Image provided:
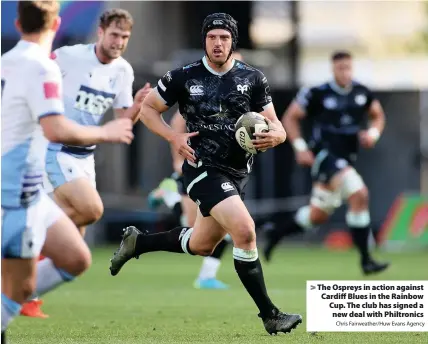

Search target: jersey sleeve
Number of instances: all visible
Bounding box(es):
[294,86,319,115]
[364,87,376,110]
[27,61,64,121]
[113,66,134,109]
[251,71,273,112]
[155,69,182,107]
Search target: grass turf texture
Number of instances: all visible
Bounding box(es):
[9,246,428,344]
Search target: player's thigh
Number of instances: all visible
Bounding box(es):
[182,161,246,220]
[1,193,59,299]
[1,193,55,260]
[189,208,227,256]
[181,195,197,227]
[41,213,91,275]
[54,178,103,217]
[46,151,103,217]
[210,195,255,246]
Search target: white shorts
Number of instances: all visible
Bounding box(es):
[44,150,96,193]
[1,192,63,258]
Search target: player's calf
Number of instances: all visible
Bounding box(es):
[210,196,302,329]
[340,170,389,274]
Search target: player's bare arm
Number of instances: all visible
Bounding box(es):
[115,82,152,123]
[359,99,386,149]
[140,90,198,163]
[169,110,187,173]
[40,115,134,145]
[252,104,287,150]
[283,100,315,166]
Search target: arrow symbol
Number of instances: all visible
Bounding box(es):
[310,285,315,290]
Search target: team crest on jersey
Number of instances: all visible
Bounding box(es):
[74,85,115,116]
[237,84,249,94]
[323,97,337,109]
[355,94,367,106]
[164,71,172,82]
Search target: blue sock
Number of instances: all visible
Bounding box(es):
[2,293,22,331]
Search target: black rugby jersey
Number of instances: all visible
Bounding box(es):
[156,56,272,177]
[295,81,375,163]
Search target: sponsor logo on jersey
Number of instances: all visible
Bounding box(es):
[199,123,235,132]
[340,113,353,125]
[183,61,201,70]
[221,182,234,192]
[74,85,115,116]
[189,85,204,96]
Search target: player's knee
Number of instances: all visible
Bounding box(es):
[194,245,215,257]
[233,219,256,246]
[309,187,339,221]
[60,245,92,276]
[309,207,330,226]
[190,239,217,256]
[348,187,369,211]
[80,200,104,225]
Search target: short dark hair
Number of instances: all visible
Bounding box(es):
[331,50,352,61]
[18,1,60,34]
[99,8,133,31]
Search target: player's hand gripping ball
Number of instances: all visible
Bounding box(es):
[235,112,269,154]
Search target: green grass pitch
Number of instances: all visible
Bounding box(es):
[8,246,428,343]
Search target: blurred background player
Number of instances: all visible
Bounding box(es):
[110,13,303,335]
[148,51,245,290]
[21,7,151,317]
[1,1,134,341]
[264,51,389,275]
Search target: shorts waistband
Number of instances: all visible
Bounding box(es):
[61,145,95,156]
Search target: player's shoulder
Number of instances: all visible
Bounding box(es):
[312,82,331,93]
[26,53,60,77]
[235,60,266,79]
[160,59,203,84]
[351,80,372,93]
[296,82,326,99]
[53,43,93,58]
[181,59,203,72]
[114,56,134,76]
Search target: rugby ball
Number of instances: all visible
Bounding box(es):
[235,112,269,154]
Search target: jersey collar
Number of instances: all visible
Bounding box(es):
[202,56,236,76]
[329,80,353,95]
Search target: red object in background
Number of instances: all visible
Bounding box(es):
[324,230,353,250]
[410,205,428,238]
[39,255,46,261]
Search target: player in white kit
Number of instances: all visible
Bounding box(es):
[1,2,134,341]
[22,8,150,317]
[44,8,150,237]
